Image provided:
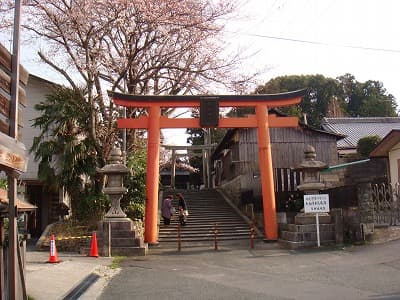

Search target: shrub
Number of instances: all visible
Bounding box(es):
[357,135,381,157]
[121,145,147,220]
[75,190,110,227]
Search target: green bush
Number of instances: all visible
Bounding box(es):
[121,145,147,220]
[0,178,7,189]
[123,202,145,220]
[75,190,110,226]
[357,135,381,157]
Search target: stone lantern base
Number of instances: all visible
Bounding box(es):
[279,213,335,249]
[96,218,148,256]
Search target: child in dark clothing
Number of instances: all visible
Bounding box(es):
[176,193,188,225]
[176,193,187,210]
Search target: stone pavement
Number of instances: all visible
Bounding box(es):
[100,239,400,300]
[26,250,117,300]
[25,230,400,300]
[24,239,282,299]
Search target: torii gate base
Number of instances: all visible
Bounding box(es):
[111,90,306,244]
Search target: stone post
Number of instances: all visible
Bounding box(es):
[357,182,375,240]
[331,208,344,245]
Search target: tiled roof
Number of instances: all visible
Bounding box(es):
[321,117,400,149]
[0,188,37,212]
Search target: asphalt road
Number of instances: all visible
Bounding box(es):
[99,240,400,300]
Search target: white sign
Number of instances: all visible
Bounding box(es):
[304,194,330,213]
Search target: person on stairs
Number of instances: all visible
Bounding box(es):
[162,194,174,225]
[176,193,188,225]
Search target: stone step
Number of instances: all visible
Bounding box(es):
[110,246,148,256]
[159,233,251,242]
[160,224,250,230]
[171,219,245,223]
[98,220,136,231]
[172,208,232,212]
[181,208,237,212]
[172,213,243,218]
[169,212,243,217]
[159,189,255,244]
[160,225,250,231]
[97,230,138,238]
[160,228,251,235]
[97,219,147,256]
[294,214,332,225]
[279,223,335,233]
[97,237,144,247]
[280,230,335,242]
[172,219,245,225]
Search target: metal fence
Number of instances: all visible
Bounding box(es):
[372,183,400,226]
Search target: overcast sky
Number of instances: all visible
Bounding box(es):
[7,0,399,100]
[2,0,399,145]
[228,0,400,100]
[167,0,400,145]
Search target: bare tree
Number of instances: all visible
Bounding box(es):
[2,0,247,154]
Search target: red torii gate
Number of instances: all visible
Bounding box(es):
[110,90,306,244]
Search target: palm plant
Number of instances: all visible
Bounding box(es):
[30,87,98,215]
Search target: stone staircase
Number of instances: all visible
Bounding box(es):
[158,189,257,245]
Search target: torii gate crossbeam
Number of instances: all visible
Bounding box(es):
[110,90,306,244]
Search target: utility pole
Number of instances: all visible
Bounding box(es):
[9,1,22,299]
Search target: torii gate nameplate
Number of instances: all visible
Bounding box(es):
[110,90,306,244]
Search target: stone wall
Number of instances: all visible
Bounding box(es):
[219,174,380,244]
[323,182,375,244]
[220,175,265,230]
[220,176,242,206]
[343,158,387,185]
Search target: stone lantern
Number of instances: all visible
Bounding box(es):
[280,145,334,249]
[295,145,327,194]
[96,145,147,256]
[97,146,130,219]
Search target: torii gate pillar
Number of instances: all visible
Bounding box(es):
[256,104,277,240]
[145,105,161,243]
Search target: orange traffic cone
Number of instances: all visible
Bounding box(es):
[48,234,60,263]
[89,232,99,257]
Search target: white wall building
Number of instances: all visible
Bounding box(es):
[21,74,69,235]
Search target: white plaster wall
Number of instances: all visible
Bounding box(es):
[20,75,55,180]
[388,141,400,188]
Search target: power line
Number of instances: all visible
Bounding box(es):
[236,32,400,54]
